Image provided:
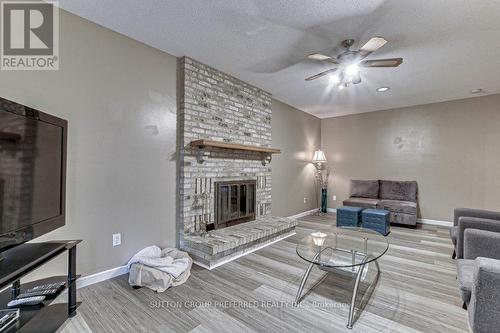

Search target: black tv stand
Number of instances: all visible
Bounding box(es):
[0,240,81,332]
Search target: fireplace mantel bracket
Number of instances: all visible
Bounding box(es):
[262,154,272,166]
[195,147,208,164]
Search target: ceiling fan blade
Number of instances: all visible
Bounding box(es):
[307,53,339,64]
[359,37,387,56]
[360,58,403,67]
[305,68,337,81]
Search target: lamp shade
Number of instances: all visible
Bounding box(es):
[311,231,327,246]
[312,150,327,164]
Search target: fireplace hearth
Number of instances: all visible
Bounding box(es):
[214,180,256,229]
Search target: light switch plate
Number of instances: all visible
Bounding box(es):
[112,233,121,247]
[333,195,337,201]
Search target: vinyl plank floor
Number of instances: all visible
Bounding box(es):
[57,214,468,333]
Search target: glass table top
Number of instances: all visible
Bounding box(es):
[296,227,389,268]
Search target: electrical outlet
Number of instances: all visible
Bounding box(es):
[112,233,121,247]
[303,197,308,204]
[333,195,337,201]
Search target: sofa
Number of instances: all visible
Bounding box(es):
[343,180,418,227]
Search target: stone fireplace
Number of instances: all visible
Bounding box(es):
[177,57,297,269]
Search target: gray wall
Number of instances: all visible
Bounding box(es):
[0,10,178,278]
[272,99,321,216]
[321,94,500,221]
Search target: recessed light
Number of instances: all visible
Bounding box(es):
[376,87,390,92]
[470,88,483,94]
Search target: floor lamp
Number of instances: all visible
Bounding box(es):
[312,150,330,215]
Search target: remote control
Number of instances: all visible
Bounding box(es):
[26,282,65,293]
[16,289,59,299]
[7,296,45,307]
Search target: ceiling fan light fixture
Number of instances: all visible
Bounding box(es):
[376,86,390,92]
[351,72,361,84]
[345,64,359,76]
[329,74,340,85]
[304,36,402,85]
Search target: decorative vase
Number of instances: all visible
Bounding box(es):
[321,187,328,213]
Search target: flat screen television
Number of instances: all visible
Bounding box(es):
[0,97,67,253]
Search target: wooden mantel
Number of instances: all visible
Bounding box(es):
[190,139,281,165]
[190,139,281,154]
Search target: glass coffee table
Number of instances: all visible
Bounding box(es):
[295,227,389,329]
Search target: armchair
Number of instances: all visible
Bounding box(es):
[451,208,500,259]
[455,229,500,333]
[468,257,500,333]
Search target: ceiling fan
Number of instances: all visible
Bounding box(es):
[305,37,403,88]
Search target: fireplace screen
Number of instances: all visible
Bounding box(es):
[214,180,256,229]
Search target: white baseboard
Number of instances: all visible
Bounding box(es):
[287,209,318,219]
[193,231,296,270]
[76,265,129,289]
[417,218,453,227]
[288,208,337,219]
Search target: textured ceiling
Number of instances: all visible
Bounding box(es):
[58,0,500,118]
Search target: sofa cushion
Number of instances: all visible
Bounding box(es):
[456,259,475,304]
[390,213,417,226]
[379,180,418,202]
[377,200,417,215]
[343,197,380,209]
[350,180,379,199]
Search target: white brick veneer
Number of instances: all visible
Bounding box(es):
[177,57,295,266]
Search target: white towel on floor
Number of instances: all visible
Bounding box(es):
[127,246,190,279]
